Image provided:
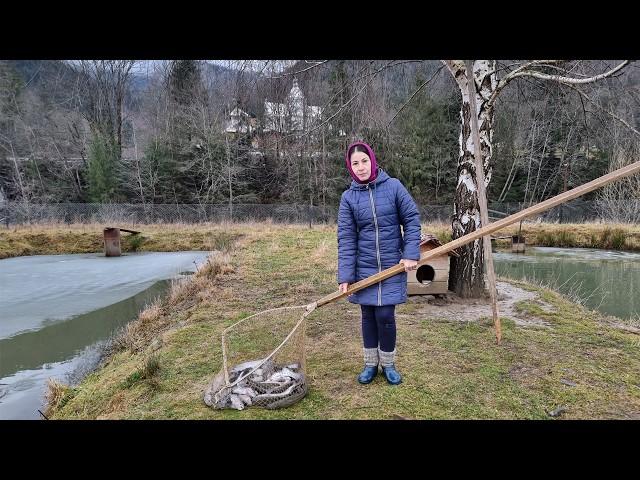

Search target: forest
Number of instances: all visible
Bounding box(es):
[2,59,638,219]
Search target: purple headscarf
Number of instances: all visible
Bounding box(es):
[345,141,378,184]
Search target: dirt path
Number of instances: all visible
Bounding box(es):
[402,281,556,328]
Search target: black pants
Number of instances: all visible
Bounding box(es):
[361,305,396,352]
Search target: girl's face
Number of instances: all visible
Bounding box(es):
[350,151,372,182]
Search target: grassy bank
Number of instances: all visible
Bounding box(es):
[0,223,241,259]
[491,222,640,251]
[44,223,640,419]
[2,221,640,261]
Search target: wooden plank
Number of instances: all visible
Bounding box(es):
[313,159,640,309]
[466,60,501,344]
[105,227,141,235]
[409,269,449,283]
[408,281,449,295]
[418,256,450,270]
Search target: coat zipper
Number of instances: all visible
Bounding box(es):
[367,183,382,306]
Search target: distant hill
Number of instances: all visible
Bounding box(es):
[5,60,84,109]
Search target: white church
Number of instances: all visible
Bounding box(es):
[224,78,323,137]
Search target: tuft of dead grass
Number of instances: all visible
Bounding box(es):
[44,379,73,417]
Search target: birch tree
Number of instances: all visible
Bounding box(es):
[444,60,630,297]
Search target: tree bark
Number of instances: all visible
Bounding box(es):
[445,60,497,298]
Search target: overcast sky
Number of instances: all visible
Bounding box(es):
[128,60,297,76]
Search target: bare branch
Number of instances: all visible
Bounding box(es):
[507,60,630,85]
[267,60,329,79]
[488,60,631,107]
[258,60,426,149]
[566,83,640,139]
[386,64,445,129]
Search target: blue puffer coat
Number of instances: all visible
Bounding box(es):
[337,169,421,306]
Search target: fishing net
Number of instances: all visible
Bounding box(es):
[203,305,311,410]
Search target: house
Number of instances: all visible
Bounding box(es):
[263,78,322,134]
[222,77,325,153]
[407,233,458,296]
[224,107,256,135]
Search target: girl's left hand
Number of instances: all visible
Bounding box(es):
[400,259,418,272]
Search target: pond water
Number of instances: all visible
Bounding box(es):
[494,247,640,320]
[0,251,210,419]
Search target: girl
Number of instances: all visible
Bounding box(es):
[337,141,421,385]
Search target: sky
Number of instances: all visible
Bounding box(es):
[129,60,298,76]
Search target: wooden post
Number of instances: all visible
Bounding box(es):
[466,60,501,344]
[103,227,121,257]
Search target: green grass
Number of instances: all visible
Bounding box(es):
[536,229,579,248]
[125,233,145,252]
[599,227,627,250]
[46,224,640,420]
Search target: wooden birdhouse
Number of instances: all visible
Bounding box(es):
[407,233,458,296]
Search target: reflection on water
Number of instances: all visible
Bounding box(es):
[0,280,168,379]
[0,251,209,419]
[494,247,640,320]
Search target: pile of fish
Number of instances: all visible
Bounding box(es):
[203,358,307,410]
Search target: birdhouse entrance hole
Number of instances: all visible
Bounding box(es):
[416,265,435,284]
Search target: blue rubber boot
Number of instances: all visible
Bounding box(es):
[379,349,402,385]
[357,365,378,384]
[358,348,379,384]
[381,365,402,385]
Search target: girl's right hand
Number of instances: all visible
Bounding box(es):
[339,283,349,294]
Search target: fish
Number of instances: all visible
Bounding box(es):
[279,368,302,381]
[231,359,266,373]
[260,360,276,378]
[268,368,301,383]
[204,371,228,407]
[228,394,245,410]
[206,359,307,411]
[245,380,284,395]
[254,383,297,401]
[232,386,258,397]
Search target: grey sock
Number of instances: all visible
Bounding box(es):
[363,347,378,367]
[378,348,396,367]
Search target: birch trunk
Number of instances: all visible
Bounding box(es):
[445,60,497,298]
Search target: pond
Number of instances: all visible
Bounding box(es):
[0,251,210,419]
[494,247,640,320]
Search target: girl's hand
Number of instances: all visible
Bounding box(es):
[400,259,418,272]
[339,283,350,294]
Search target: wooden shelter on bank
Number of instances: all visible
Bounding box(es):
[407,233,458,296]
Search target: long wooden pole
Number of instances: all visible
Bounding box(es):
[466,59,501,344]
[309,159,640,311]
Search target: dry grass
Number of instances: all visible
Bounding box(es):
[43,379,73,417]
[11,222,640,259]
[0,223,246,259]
[46,223,640,420]
[108,251,235,356]
[495,221,640,251]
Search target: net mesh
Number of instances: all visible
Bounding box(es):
[203,305,310,410]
